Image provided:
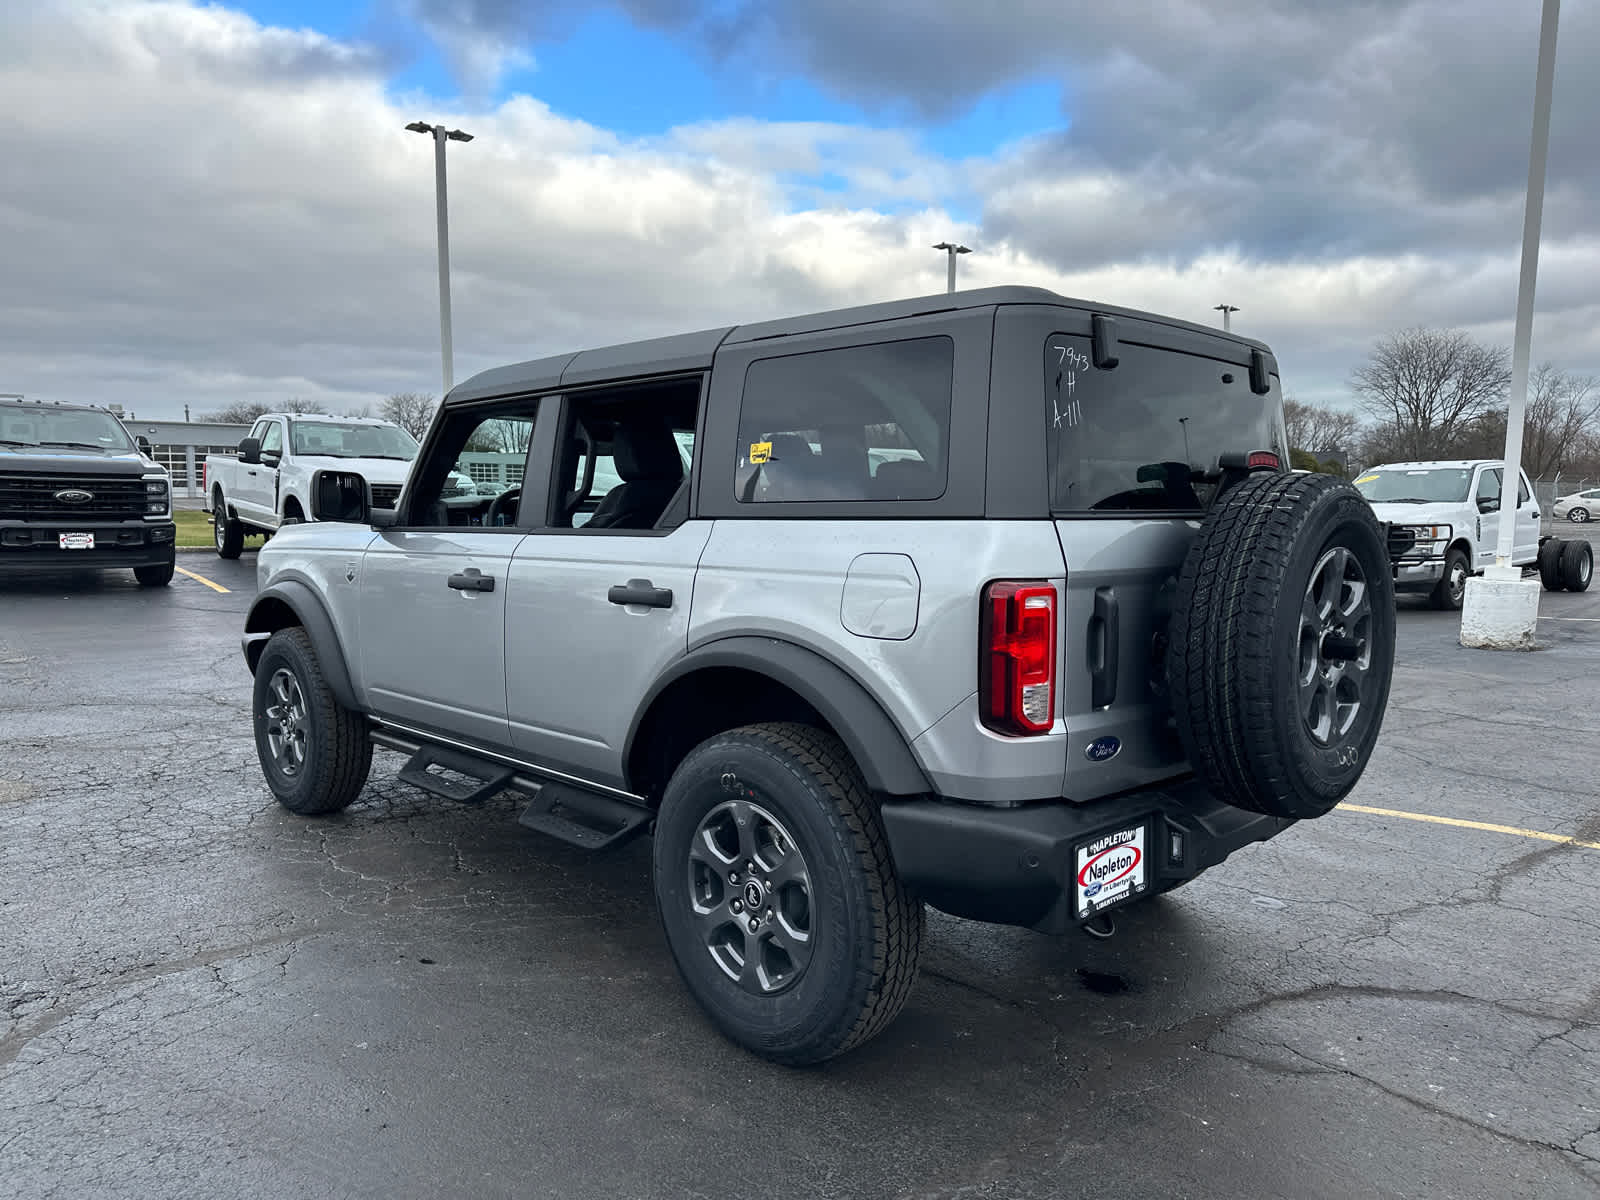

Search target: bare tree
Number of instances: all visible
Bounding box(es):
[1522,365,1599,478]
[344,402,376,419]
[463,418,533,455]
[197,400,271,424]
[1351,329,1510,461]
[1283,398,1361,460]
[381,392,439,440]
[1455,365,1600,477]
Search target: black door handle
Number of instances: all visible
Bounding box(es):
[1089,586,1119,709]
[447,568,495,593]
[608,578,673,609]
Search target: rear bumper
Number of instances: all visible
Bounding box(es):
[880,779,1291,933]
[0,521,176,571]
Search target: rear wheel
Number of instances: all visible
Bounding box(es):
[1560,539,1593,592]
[214,492,243,559]
[1569,507,1590,523]
[252,627,372,814]
[1538,539,1565,591]
[1430,547,1470,611]
[1168,472,1396,821]
[652,722,923,1065]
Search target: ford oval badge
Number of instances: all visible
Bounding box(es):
[1085,736,1122,763]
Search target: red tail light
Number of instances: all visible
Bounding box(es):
[1248,451,1280,469]
[980,581,1057,736]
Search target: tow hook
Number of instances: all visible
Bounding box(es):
[1082,912,1116,940]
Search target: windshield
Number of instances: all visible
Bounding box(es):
[0,404,134,451]
[289,421,419,460]
[1354,467,1472,504]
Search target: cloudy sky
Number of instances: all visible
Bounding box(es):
[2,0,1596,423]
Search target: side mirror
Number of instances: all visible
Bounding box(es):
[136,435,152,454]
[309,469,370,524]
[238,436,261,465]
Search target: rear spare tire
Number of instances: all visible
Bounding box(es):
[1168,472,1396,821]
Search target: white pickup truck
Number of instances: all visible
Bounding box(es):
[204,414,422,558]
[1355,458,1592,608]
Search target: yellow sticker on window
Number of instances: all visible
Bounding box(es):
[749,441,772,464]
[1355,474,1379,485]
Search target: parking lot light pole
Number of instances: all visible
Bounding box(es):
[1490,0,1560,576]
[933,242,970,294]
[406,121,474,394]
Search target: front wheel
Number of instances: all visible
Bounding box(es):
[251,627,372,814]
[652,723,924,1065]
[134,555,175,587]
[1431,547,1470,611]
[1568,508,1590,524]
[214,493,244,559]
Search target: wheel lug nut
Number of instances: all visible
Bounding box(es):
[731,900,743,913]
[747,919,758,933]
[728,871,739,883]
[745,861,755,872]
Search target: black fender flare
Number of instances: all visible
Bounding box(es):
[625,636,931,796]
[242,580,359,710]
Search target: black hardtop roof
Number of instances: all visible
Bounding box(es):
[446,285,1273,405]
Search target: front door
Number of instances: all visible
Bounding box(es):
[1513,469,1541,564]
[1473,467,1503,569]
[503,382,706,788]
[357,402,541,747]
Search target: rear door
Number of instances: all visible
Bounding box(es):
[503,379,708,787]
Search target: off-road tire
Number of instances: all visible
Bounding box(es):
[652,722,924,1066]
[1430,546,1471,611]
[252,627,372,815]
[1168,472,1395,821]
[134,554,175,587]
[213,492,244,559]
[1538,539,1565,591]
[1560,539,1593,593]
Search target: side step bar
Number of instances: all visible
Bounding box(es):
[372,727,653,853]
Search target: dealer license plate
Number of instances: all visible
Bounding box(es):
[1074,824,1148,918]
[59,532,95,550]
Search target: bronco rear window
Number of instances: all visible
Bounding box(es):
[1045,336,1285,515]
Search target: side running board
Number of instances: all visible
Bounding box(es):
[379,732,653,853]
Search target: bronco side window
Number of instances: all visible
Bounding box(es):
[733,337,953,504]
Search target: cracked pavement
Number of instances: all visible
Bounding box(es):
[2,555,1599,1199]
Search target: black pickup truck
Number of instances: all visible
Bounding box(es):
[0,397,176,585]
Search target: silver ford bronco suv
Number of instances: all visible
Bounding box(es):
[242,286,1395,1064]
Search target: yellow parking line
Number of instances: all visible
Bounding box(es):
[174,566,230,594]
[1342,803,1600,851]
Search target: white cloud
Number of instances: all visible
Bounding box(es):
[0,0,1596,428]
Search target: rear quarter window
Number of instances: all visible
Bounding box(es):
[1045,335,1284,515]
[733,337,953,503]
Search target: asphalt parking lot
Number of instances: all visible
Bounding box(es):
[3,549,1599,1200]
